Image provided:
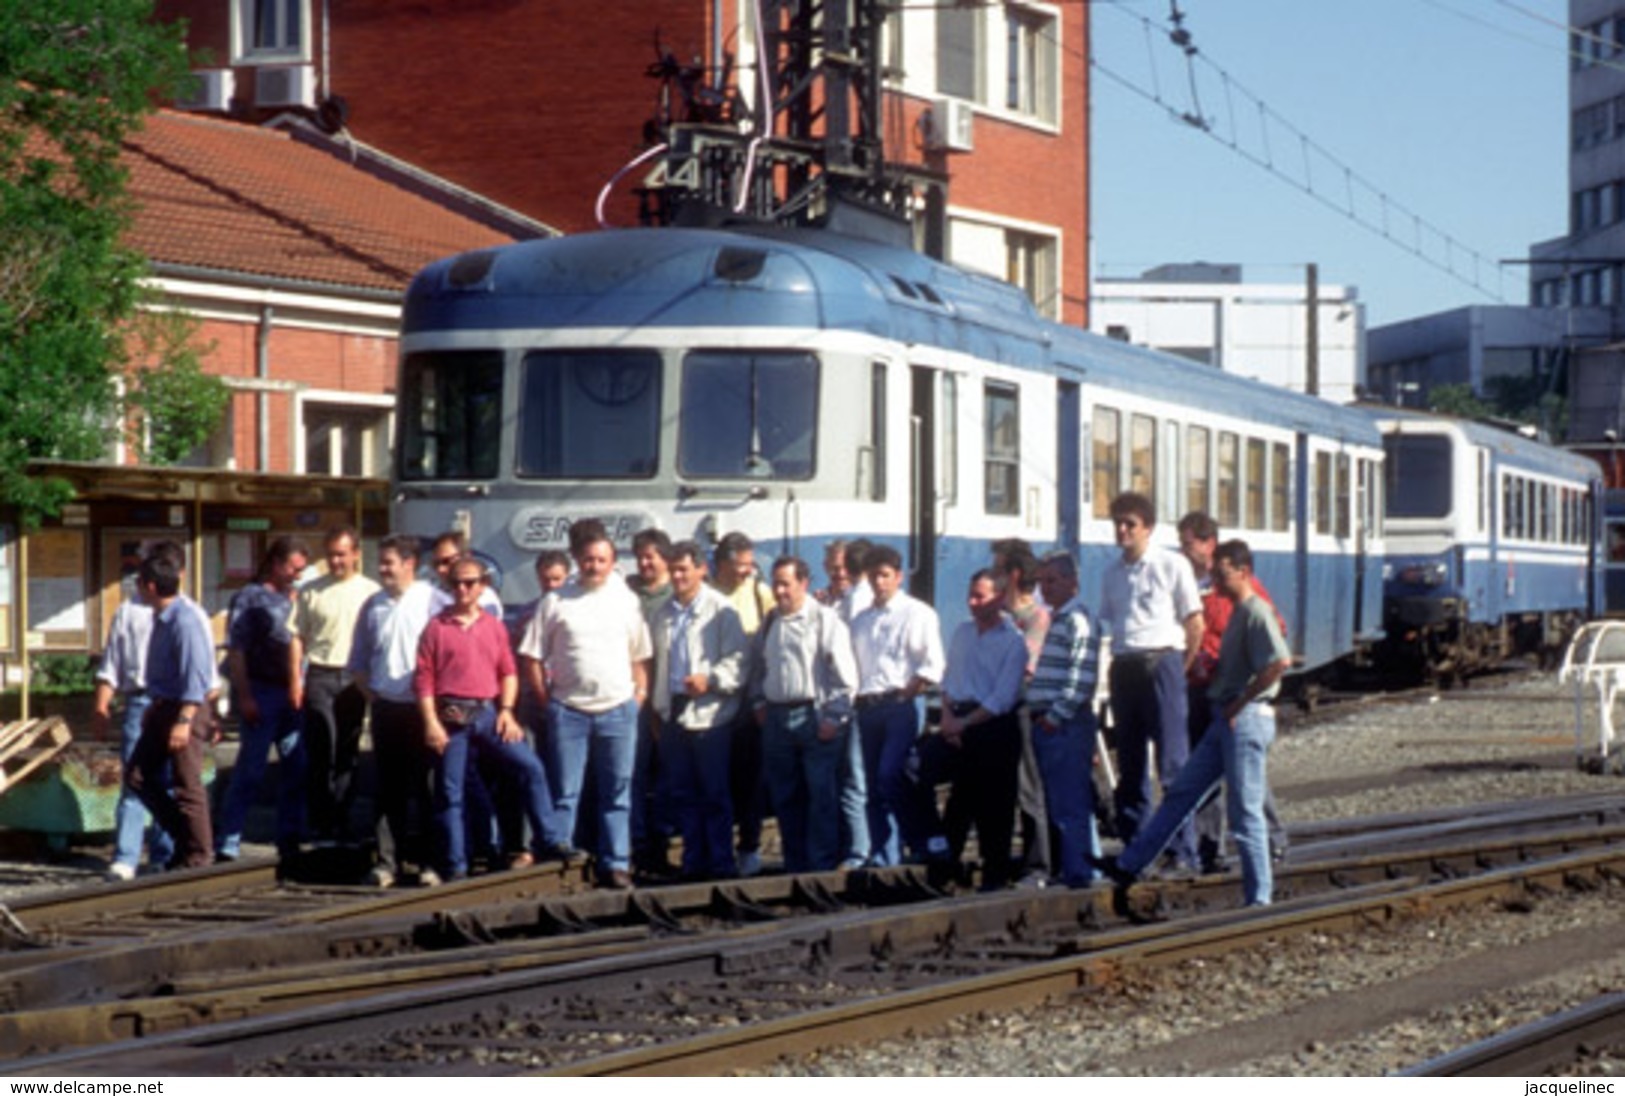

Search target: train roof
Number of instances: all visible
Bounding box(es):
[1372,407,1602,483]
[404,226,1380,442]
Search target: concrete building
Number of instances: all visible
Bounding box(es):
[1367,305,1610,421]
[1089,263,1364,403]
[1526,0,1625,443]
[151,1,1091,325]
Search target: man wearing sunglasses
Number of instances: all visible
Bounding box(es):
[416,557,555,882]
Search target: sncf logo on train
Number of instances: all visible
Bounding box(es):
[506,510,657,551]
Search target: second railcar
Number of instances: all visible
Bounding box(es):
[1377,411,1603,676]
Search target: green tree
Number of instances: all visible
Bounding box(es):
[0,0,198,523]
[1426,383,1492,421]
[127,311,229,466]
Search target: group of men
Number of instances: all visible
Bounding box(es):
[97,493,1290,904]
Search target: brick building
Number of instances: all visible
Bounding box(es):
[152,0,1090,325]
[0,109,544,663]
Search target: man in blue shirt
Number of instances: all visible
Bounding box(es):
[218,535,310,862]
[930,569,1028,890]
[126,547,217,869]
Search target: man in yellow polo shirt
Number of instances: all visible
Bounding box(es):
[288,526,380,847]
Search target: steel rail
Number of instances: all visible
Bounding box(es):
[4,818,1625,1058]
[6,841,1623,1076]
[550,845,1625,1077]
[1400,991,1625,1076]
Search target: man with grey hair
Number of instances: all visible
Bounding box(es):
[1026,550,1103,888]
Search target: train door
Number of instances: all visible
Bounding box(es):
[1056,380,1081,555]
[909,365,938,604]
[1353,456,1370,636]
[1292,432,1311,658]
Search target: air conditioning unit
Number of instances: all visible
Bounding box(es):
[925,97,975,153]
[255,64,316,109]
[176,69,234,113]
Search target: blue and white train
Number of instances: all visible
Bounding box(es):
[392,226,1387,674]
[1376,410,1604,678]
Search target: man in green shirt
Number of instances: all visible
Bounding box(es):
[1098,539,1290,906]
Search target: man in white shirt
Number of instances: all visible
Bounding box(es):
[1098,492,1204,870]
[348,534,440,886]
[849,544,947,866]
[519,526,652,889]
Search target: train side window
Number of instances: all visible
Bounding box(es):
[519,349,662,479]
[1130,413,1156,508]
[1478,451,1489,532]
[1187,426,1211,517]
[1093,407,1121,519]
[984,382,1020,516]
[942,372,960,505]
[870,363,888,501]
[1335,454,1351,538]
[1217,431,1239,527]
[1161,422,1182,526]
[1272,443,1291,532]
[1245,438,1266,529]
[1315,452,1332,534]
[678,350,817,479]
[399,350,504,481]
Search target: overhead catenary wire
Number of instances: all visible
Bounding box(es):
[1091,1,1517,304]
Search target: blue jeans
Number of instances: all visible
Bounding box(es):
[432,705,561,878]
[113,693,173,870]
[1119,701,1277,905]
[840,720,869,863]
[762,704,845,872]
[1109,649,1195,867]
[546,698,638,873]
[1031,708,1101,888]
[216,681,305,859]
[857,698,940,866]
[661,717,734,878]
[632,701,674,854]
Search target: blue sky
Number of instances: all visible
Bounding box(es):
[1089,0,1569,327]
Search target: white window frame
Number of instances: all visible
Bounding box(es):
[295,390,395,478]
[232,0,312,64]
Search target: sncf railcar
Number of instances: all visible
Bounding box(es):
[1377,411,1604,678]
[393,227,1385,671]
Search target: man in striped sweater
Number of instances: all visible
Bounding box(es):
[1025,550,1103,889]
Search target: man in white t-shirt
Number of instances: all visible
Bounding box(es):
[519,526,652,889]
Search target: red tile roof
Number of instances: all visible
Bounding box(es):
[123,111,524,294]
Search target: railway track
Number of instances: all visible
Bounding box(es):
[3,793,1623,1075]
[1402,991,1625,1076]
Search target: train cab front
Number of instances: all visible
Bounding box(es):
[1382,552,1467,655]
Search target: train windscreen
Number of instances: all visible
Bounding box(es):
[517,350,661,479]
[1383,434,1452,518]
[678,350,817,479]
[399,351,503,481]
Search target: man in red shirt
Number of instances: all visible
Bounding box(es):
[1177,512,1290,872]
[416,556,556,881]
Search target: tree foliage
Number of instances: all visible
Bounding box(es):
[1427,380,1568,442]
[0,0,196,523]
[127,311,229,466]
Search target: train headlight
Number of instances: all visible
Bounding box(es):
[1398,561,1449,587]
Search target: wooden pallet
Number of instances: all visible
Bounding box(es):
[0,717,72,796]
